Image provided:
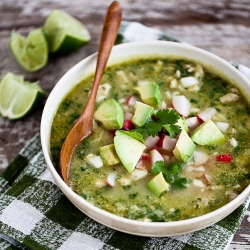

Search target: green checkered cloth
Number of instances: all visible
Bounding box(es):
[1,21,250,250]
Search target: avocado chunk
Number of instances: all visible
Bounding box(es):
[191,120,225,145]
[94,99,124,129]
[147,172,170,196]
[134,82,161,107]
[132,101,154,127]
[114,130,146,173]
[173,130,196,162]
[175,117,188,132]
[99,144,120,166]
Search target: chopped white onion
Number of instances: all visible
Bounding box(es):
[85,154,103,168]
[215,122,229,133]
[180,76,199,88]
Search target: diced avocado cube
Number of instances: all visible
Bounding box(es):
[99,144,120,166]
[114,130,146,173]
[173,130,196,162]
[191,120,225,145]
[134,82,161,107]
[147,172,170,196]
[132,101,154,127]
[94,99,124,129]
[175,117,188,132]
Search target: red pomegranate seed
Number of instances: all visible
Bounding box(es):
[216,154,232,162]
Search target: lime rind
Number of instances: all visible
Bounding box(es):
[10,28,49,72]
[0,72,46,119]
[44,10,91,53]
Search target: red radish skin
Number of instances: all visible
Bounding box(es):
[136,157,152,171]
[126,95,139,106]
[141,153,150,159]
[216,154,232,162]
[123,119,134,130]
[197,108,217,122]
[145,136,160,149]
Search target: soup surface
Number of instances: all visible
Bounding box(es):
[50,58,250,222]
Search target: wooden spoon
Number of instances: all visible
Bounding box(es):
[60,1,122,185]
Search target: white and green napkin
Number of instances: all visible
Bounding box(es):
[0,21,250,250]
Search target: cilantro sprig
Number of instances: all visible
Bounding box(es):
[152,161,189,189]
[118,108,181,144]
[144,109,181,137]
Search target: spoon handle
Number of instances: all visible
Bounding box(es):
[88,1,122,110]
[60,1,122,184]
[79,1,122,125]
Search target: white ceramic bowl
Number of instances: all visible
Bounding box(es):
[41,41,250,237]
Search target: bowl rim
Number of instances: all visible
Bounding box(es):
[41,40,250,236]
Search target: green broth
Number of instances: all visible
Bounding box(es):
[50,58,250,222]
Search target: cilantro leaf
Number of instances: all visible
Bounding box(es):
[163,124,182,138]
[151,161,165,175]
[144,119,163,137]
[143,109,181,137]
[118,130,145,143]
[155,109,180,125]
[151,161,188,190]
[172,177,189,189]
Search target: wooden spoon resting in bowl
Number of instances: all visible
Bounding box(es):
[60,1,122,185]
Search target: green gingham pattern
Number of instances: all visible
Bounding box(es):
[1,21,250,250]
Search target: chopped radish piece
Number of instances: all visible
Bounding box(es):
[123,119,134,130]
[136,158,152,171]
[193,151,209,166]
[131,169,148,181]
[85,154,103,168]
[172,95,191,117]
[150,149,164,165]
[180,76,199,88]
[145,136,160,149]
[230,138,238,147]
[197,108,217,122]
[157,135,177,151]
[215,122,229,133]
[216,154,232,162]
[126,95,139,106]
[107,173,116,187]
[136,154,151,171]
[141,153,150,159]
[124,112,133,120]
[185,116,201,130]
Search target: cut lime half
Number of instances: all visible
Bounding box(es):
[44,10,91,53]
[10,28,49,72]
[0,73,46,120]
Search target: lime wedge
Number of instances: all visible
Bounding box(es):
[44,10,91,53]
[10,28,48,72]
[0,72,46,119]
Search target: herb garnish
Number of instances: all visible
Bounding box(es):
[151,161,189,189]
[121,108,181,142]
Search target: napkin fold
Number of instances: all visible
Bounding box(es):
[1,21,250,250]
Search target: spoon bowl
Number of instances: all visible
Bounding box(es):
[59,1,122,185]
